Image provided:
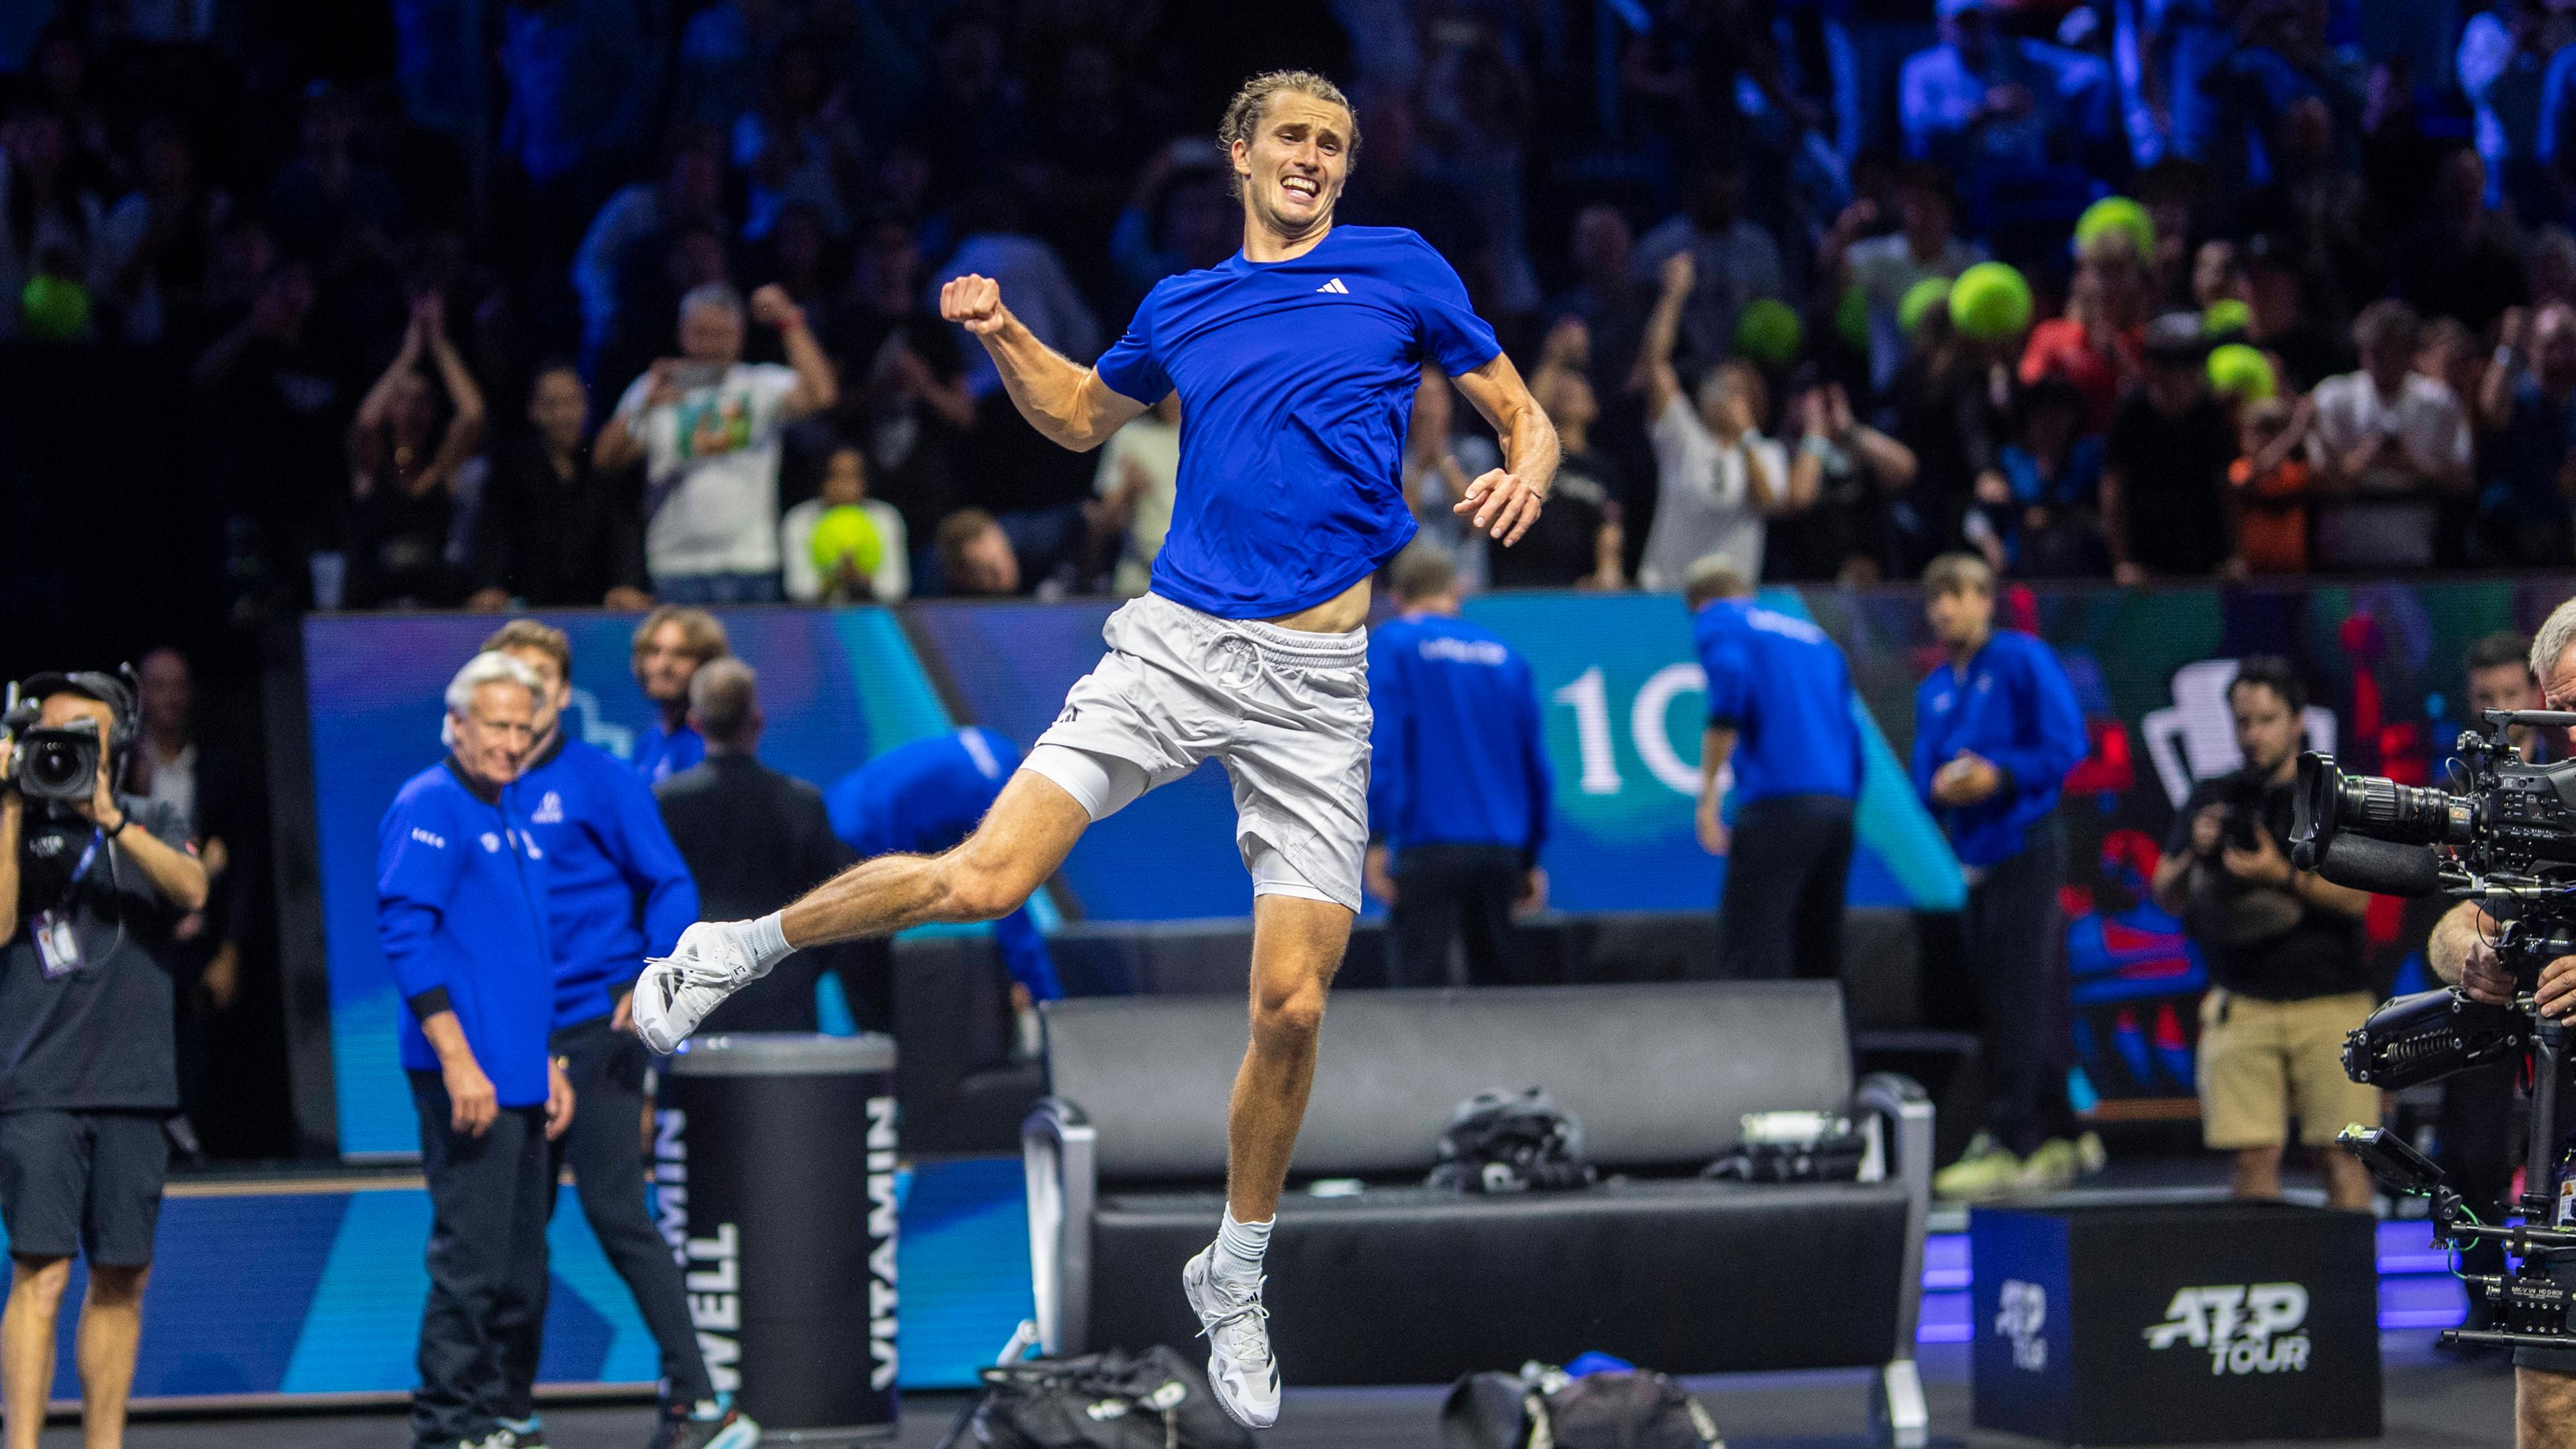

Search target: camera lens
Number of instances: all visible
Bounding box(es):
[2337,773,2469,846]
[24,739,83,794]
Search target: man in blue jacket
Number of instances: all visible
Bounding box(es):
[1364,545,1552,987]
[1910,553,2096,1199]
[824,727,1064,1030]
[1686,559,1864,982]
[630,606,731,784]
[376,652,572,1449]
[481,623,755,1449]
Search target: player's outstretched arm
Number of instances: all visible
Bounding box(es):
[1452,350,1561,547]
[941,273,1146,452]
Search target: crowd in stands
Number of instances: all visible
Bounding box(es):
[11,0,2576,620]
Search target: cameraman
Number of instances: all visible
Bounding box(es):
[0,672,207,1449]
[2432,603,2576,1448]
[2148,658,2376,1211]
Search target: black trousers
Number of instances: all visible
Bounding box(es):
[1963,819,2080,1156]
[411,1075,551,1449]
[494,1016,716,1413]
[1387,844,1529,988]
[1714,794,1856,982]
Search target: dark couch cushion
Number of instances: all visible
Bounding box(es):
[1042,981,1854,1183]
[1087,1179,1910,1383]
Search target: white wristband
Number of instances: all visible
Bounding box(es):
[748,911,793,971]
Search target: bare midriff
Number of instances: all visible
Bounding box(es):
[1263,576,1372,634]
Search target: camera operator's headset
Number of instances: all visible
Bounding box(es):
[12,667,142,794]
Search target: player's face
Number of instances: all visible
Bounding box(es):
[1926,584,1992,648]
[501,646,569,739]
[637,623,701,705]
[1234,93,1350,239]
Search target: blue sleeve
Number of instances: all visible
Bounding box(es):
[604,765,700,960]
[1403,235,1503,378]
[1988,643,2088,801]
[2546,50,2576,167]
[1517,657,1553,863]
[376,794,464,1004]
[1701,638,1750,726]
[1910,680,1941,807]
[1365,637,1411,846]
[991,906,1063,1001]
[1094,287,1172,405]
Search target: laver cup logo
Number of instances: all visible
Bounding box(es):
[1996,1279,2049,1371]
[2143,1283,2311,1376]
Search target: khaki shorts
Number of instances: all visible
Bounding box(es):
[2196,989,2383,1150]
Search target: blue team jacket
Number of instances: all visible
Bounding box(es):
[824,727,1061,1000]
[633,719,705,785]
[518,732,700,1028]
[1911,629,2088,869]
[1366,612,1554,862]
[1694,598,1863,805]
[376,760,555,1107]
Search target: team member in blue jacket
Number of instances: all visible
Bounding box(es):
[824,726,1063,1028]
[481,623,755,1449]
[1909,553,2095,1200]
[1686,558,1864,982]
[376,652,572,1449]
[1363,545,1552,987]
[630,606,730,784]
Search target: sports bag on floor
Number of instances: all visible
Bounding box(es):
[1426,1087,1597,1193]
[1441,1362,1727,1449]
[937,1345,1255,1449]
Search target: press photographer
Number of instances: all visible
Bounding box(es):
[0,670,208,1449]
[2422,600,2576,1449]
[2148,658,2376,1211]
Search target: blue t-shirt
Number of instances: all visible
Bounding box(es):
[1910,629,2088,869]
[1094,225,1503,619]
[1695,598,1863,806]
[1366,613,1553,860]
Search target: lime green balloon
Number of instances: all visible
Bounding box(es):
[809,504,883,582]
[1834,283,1871,352]
[1733,297,1803,368]
[2206,343,2277,402]
[2201,298,2251,337]
[2074,195,2155,262]
[19,275,89,341]
[1948,262,2033,343]
[1898,276,1951,337]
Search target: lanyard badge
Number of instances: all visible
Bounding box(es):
[31,830,102,981]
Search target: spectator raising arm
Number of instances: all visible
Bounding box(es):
[750,283,837,419]
[1640,249,1695,420]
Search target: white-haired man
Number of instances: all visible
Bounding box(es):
[594,280,839,603]
[2428,599,2576,1449]
[634,68,1558,1428]
[376,652,574,1449]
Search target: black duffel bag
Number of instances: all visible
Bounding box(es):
[1441,1362,1727,1449]
[938,1345,1254,1449]
[1426,1087,1597,1193]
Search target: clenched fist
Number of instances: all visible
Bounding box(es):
[748,282,804,331]
[941,274,1009,335]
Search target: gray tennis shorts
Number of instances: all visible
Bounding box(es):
[1025,592,1371,912]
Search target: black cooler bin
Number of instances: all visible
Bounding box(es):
[665,1032,900,1438]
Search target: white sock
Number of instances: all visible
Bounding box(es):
[745,911,792,973]
[1212,1208,1271,1288]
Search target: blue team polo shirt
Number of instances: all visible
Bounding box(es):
[1094,225,1503,620]
[1366,613,1554,860]
[1694,598,1863,806]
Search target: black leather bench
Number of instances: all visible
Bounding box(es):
[1024,981,1933,1445]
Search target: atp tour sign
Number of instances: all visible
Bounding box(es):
[1972,1201,2376,1444]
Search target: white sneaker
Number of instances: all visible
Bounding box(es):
[633,920,783,1053]
[1183,1246,1281,1429]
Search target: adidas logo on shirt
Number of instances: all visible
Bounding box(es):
[1316,277,1350,294]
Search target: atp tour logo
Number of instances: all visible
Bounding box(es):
[1996,1279,2048,1371]
[2144,1283,2312,1376]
